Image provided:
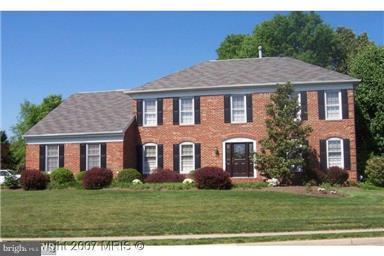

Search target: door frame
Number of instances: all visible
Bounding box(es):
[222,138,257,178]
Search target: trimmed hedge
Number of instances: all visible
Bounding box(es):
[194,166,232,190]
[145,169,185,183]
[365,156,384,187]
[50,168,74,185]
[82,167,113,189]
[20,170,49,190]
[117,168,142,183]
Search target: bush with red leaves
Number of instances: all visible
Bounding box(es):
[20,169,49,190]
[82,167,113,189]
[326,166,349,185]
[194,166,232,190]
[145,168,185,183]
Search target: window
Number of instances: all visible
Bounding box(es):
[143,144,157,174]
[46,145,59,172]
[231,95,246,123]
[327,138,344,168]
[143,99,157,126]
[325,91,342,120]
[180,143,195,173]
[87,144,101,169]
[179,97,194,125]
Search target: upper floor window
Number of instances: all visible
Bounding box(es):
[143,144,157,174]
[327,138,344,168]
[87,144,101,169]
[46,145,59,172]
[231,95,246,123]
[143,99,157,126]
[180,142,195,173]
[325,90,342,120]
[180,97,194,125]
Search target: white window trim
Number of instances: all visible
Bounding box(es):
[296,92,302,121]
[222,138,257,178]
[45,144,59,172]
[142,143,158,174]
[143,99,158,127]
[179,142,195,174]
[325,90,342,120]
[326,138,344,169]
[86,143,101,170]
[179,97,195,125]
[230,95,247,124]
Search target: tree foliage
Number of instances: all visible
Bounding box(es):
[335,27,373,73]
[11,95,62,170]
[255,83,313,183]
[217,12,342,69]
[216,34,247,60]
[350,45,384,156]
[1,130,15,169]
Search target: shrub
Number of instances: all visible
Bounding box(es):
[20,170,49,190]
[365,156,384,187]
[4,176,20,189]
[145,168,185,183]
[326,166,349,185]
[82,167,113,189]
[117,168,142,183]
[76,171,86,182]
[194,166,232,190]
[359,181,382,190]
[50,168,74,185]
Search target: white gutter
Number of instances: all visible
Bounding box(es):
[125,79,361,94]
[23,130,124,138]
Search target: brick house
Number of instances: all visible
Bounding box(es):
[24,57,360,180]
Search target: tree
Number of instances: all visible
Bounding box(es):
[11,95,62,170]
[1,130,15,169]
[255,83,313,183]
[335,27,373,73]
[349,45,384,172]
[216,34,247,60]
[216,12,343,69]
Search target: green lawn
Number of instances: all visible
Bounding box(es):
[1,187,384,238]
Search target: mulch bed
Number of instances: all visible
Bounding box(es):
[261,186,343,197]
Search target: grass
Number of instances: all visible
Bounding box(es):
[1,187,384,238]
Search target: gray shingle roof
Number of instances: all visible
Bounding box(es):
[130,57,359,92]
[24,91,134,136]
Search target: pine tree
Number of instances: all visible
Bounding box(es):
[255,83,313,183]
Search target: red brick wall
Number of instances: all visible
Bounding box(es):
[25,141,125,174]
[25,144,39,170]
[136,89,357,180]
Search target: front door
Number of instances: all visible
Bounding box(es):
[225,142,254,177]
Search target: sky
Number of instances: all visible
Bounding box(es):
[1,11,384,136]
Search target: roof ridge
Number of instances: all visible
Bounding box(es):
[75,89,126,95]
[209,57,289,62]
